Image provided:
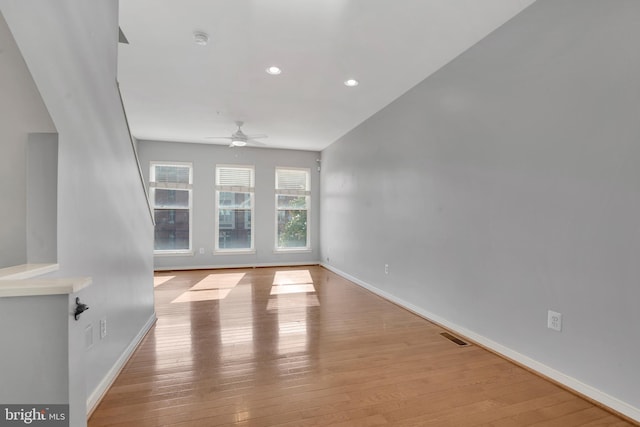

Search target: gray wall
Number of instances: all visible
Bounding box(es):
[0,295,69,404]
[138,140,321,269]
[27,133,58,263]
[321,0,640,414]
[1,1,155,425]
[0,11,55,268]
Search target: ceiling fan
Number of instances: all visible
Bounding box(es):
[206,121,268,147]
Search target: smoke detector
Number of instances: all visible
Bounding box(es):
[193,31,209,46]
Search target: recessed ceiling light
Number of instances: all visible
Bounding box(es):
[266,66,282,75]
[193,31,209,46]
[344,79,359,87]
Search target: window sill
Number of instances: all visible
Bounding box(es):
[273,249,312,254]
[154,251,194,257]
[214,250,256,256]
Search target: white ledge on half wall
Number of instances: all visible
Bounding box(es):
[0,263,60,280]
[0,264,91,298]
[0,276,92,298]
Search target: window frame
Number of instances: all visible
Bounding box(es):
[149,161,193,255]
[214,164,256,254]
[274,167,311,253]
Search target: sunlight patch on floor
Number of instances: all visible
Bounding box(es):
[273,270,313,285]
[171,273,245,303]
[153,275,175,287]
[171,288,232,303]
[191,273,246,290]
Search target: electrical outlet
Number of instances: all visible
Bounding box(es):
[199,248,205,255]
[547,310,562,332]
[384,264,389,275]
[100,317,107,339]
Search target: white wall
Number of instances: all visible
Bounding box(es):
[0,11,55,268]
[138,140,321,269]
[321,0,640,419]
[0,1,155,425]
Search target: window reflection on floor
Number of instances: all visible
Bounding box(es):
[220,284,254,364]
[278,318,308,355]
[266,294,320,310]
[270,269,318,355]
[270,284,316,295]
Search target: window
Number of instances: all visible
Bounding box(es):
[215,165,254,252]
[150,162,192,253]
[275,168,310,251]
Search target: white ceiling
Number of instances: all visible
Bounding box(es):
[118,0,536,152]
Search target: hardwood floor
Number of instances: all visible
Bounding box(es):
[89,266,633,426]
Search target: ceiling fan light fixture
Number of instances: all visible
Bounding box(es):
[344,79,359,87]
[231,139,247,147]
[266,66,282,75]
[193,31,209,46]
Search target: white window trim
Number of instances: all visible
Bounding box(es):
[274,167,311,252]
[214,164,255,254]
[150,161,193,255]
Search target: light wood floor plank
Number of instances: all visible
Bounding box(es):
[89,266,634,426]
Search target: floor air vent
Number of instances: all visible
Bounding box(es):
[440,332,469,346]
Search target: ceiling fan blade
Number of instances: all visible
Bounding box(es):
[205,123,267,147]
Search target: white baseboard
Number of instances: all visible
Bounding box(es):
[86,313,157,416]
[321,263,640,423]
[155,261,321,271]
